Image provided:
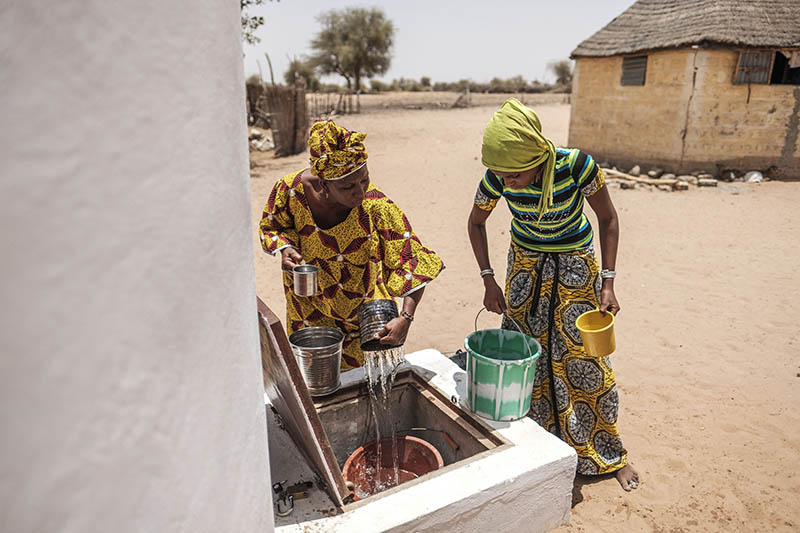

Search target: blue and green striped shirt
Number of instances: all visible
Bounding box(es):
[474,148,605,253]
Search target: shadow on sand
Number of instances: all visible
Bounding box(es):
[571,473,615,507]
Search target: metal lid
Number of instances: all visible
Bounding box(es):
[257,298,349,508]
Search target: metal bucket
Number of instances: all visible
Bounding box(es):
[357,299,399,351]
[288,327,343,396]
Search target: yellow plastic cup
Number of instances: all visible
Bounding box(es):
[575,309,616,357]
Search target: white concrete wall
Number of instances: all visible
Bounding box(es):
[0,2,273,532]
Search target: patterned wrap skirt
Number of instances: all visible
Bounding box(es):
[504,241,627,475]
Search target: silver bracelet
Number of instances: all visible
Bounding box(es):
[600,269,616,279]
[480,268,495,278]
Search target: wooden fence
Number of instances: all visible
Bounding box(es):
[308,92,360,120]
[255,85,308,157]
[245,86,364,157]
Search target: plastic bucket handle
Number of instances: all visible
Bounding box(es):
[473,307,533,359]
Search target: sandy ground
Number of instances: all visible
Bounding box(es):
[250,98,800,532]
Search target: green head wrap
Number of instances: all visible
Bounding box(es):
[481,98,556,217]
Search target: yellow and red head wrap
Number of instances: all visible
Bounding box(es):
[307,120,368,180]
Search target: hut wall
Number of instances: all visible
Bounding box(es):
[569,48,800,179]
[683,49,800,179]
[569,49,694,171]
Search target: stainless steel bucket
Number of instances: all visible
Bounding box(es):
[288,327,343,396]
[358,299,400,351]
[293,264,318,297]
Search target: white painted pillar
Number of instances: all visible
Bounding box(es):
[0,2,273,532]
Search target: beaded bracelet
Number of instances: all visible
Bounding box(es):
[400,310,414,322]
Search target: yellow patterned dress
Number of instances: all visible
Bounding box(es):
[260,170,445,369]
[475,149,627,475]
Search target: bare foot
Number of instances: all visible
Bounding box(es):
[616,464,639,491]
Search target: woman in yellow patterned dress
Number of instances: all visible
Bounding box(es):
[467,99,639,491]
[260,120,444,369]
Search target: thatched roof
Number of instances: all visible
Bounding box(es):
[572,0,800,58]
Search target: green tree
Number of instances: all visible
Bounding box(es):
[241,0,277,45]
[309,8,394,92]
[370,79,390,92]
[549,60,573,86]
[284,57,320,91]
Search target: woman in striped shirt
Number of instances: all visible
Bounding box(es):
[467,98,639,491]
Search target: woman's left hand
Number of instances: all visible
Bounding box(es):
[599,284,621,315]
[377,316,411,346]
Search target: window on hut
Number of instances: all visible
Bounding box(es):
[621,55,647,86]
[771,51,800,85]
[734,50,800,85]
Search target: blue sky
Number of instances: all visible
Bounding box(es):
[243,1,636,85]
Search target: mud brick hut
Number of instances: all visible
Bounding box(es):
[568,0,800,179]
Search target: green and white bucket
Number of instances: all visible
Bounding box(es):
[464,309,541,421]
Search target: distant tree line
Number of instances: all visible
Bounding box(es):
[367,75,567,94]
[246,6,573,94]
[250,72,571,95]
[259,75,569,94]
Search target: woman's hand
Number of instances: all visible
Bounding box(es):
[483,277,508,314]
[280,247,303,271]
[587,186,621,316]
[599,282,621,315]
[377,316,411,346]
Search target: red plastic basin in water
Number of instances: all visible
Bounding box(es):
[342,436,444,500]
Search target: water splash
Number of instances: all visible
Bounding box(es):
[362,346,405,495]
[364,356,382,477]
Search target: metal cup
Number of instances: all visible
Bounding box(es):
[358,299,400,351]
[293,264,318,297]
